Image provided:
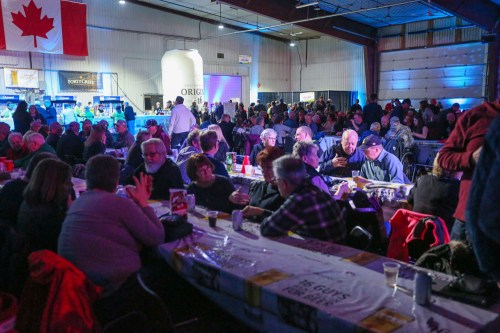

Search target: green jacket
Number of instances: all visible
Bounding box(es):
[15,144,57,169]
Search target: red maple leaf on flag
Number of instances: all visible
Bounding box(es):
[11,0,55,48]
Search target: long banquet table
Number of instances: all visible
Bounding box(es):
[154,201,500,333]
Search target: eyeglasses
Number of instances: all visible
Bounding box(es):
[142,152,159,158]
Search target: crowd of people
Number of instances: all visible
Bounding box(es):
[0,93,498,330]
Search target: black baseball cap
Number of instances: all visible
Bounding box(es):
[359,134,383,150]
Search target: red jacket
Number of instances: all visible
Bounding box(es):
[438,101,499,222]
[387,209,450,262]
[16,250,102,333]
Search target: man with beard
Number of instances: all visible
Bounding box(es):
[133,138,183,200]
[319,130,365,177]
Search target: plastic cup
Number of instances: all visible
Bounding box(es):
[383,262,401,287]
[207,211,218,227]
[187,194,196,212]
[245,166,253,177]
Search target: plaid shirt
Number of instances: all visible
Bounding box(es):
[260,180,346,243]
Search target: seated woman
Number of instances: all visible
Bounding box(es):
[208,124,229,162]
[250,128,278,166]
[186,154,249,213]
[242,147,285,220]
[407,154,460,231]
[83,124,106,162]
[17,159,73,253]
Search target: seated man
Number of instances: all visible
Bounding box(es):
[58,155,167,328]
[113,120,135,149]
[0,122,10,157]
[45,122,63,150]
[14,133,56,169]
[176,129,202,184]
[292,141,330,194]
[319,129,365,177]
[295,126,323,157]
[200,130,230,178]
[260,156,346,243]
[5,132,29,161]
[386,116,414,149]
[56,121,84,165]
[359,135,406,184]
[133,138,184,200]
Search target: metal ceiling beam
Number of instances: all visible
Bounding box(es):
[127,0,290,43]
[216,0,377,46]
[429,0,499,32]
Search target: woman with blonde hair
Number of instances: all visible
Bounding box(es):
[208,124,229,162]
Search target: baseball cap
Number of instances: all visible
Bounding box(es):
[359,134,383,150]
[145,119,158,128]
[390,116,400,125]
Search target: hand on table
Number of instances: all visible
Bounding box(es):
[229,187,250,205]
[242,205,264,217]
[332,153,347,168]
[126,173,153,207]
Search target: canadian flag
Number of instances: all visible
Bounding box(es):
[0,0,87,56]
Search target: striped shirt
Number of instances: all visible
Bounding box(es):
[260,180,346,243]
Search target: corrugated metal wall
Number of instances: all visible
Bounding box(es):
[290,36,366,108]
[378,42,487,110]
[0,0,291,110]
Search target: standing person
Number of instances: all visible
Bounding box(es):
[13,101,32,135]
[218,114,235,149]
[362,94,383,126]
[167,96,196,149]
[111,105,125,125]
[124,102,136,135]
[43,100,58,126]
[438,100,499,241]
[190,101,200,124]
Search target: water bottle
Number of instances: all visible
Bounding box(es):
[226,153,233,172]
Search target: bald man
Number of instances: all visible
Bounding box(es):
[319,129,365,177]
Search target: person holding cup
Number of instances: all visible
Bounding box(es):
[319,129,365,178]
[186,154,249,213]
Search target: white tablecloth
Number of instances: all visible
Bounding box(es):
[155,202,500,333]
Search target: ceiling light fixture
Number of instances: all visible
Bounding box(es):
[296,1,319,9]
[118,0,125,4]
[218,4,224,29]
[290,40,296,47]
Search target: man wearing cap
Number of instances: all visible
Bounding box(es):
[145,119,171,155]
[385,116,414,149]
[114,120,135,149]
[167,96,196,149]
[359,134,405,184]
[319,129,365,177]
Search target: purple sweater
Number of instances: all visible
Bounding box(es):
[58,190,164,296]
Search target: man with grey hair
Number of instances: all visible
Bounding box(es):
[14,132,56,168]
[250,128,277,166]
[114,119,135,149]
[6,132,28,161]
[133,138,183,200]
[319,129,365,177]
[292,141,330,194]
[260,155,346,243]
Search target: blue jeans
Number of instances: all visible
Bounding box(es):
[127,120,135,135]
[171,131,188,149]
[450,219,467,241]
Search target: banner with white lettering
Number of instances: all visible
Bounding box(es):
[58,71,102,91]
